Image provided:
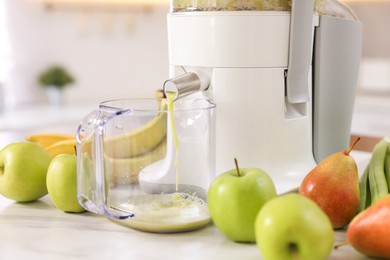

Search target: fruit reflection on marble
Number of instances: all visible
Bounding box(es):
[0,141,52,202]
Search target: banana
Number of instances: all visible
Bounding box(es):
[104,112,167,158]
[45,138,77,158]
[26,133,75,148]
[106,139,167,185]
[368,140,389,204]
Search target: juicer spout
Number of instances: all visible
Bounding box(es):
[163,71,209,99]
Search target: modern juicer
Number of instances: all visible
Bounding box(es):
[163,0,362,192]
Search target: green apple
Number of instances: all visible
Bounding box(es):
[207,160,277,242]
[0,141,52,202]
[46,154,85,213]
[255,193,334,260]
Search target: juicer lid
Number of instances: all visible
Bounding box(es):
[171,0,358,21]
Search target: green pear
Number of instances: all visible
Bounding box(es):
[255,193,334,260]
[344,195,390,258]
[299,138,360,228]
[0,142,52,202]
[47,154,85,213]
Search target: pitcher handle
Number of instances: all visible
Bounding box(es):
[76,108,134,219]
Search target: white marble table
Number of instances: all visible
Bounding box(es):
[0,99,380,259]
[0,182,367,260]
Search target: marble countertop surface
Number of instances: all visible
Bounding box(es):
[0,94,385,259]
[0,150,372,260]
[0,194,366,260]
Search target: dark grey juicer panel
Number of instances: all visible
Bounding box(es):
[313,15,362,163]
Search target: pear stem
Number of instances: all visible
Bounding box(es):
[334,240,349,250]
[234,158,241,177]
[344,137,361,156]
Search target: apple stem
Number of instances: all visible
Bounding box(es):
[289,243,299,260]
[234,158,241,177]
[344,137,360,156]
[73,145,77,156]
[334,240,349,249]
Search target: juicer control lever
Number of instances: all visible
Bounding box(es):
[286,0,315,104]
[163,72,209,99]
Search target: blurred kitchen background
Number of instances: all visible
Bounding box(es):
[0,0,389,144]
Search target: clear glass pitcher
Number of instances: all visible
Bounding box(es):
[76,98,216,233]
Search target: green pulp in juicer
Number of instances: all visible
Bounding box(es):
[171,0,357,21]
[172,0,291,12]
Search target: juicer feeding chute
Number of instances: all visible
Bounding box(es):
[165,0,362,192]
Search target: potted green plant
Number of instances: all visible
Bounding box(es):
[37,65,75,106]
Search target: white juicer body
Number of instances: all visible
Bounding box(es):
[166,8,362,192]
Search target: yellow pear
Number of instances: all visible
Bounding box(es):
[299,138,360,229]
